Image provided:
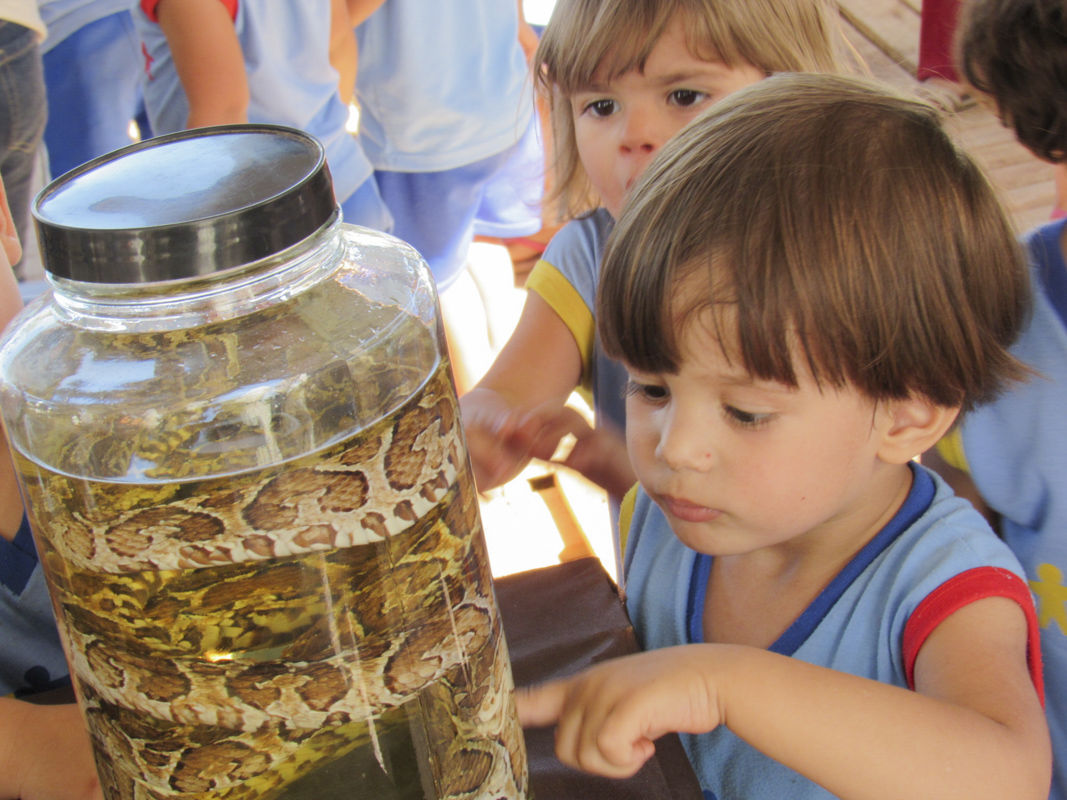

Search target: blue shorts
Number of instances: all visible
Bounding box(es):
[42,11,147,177]
[373,114,543,290]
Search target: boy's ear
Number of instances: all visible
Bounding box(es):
[877,395,960,465]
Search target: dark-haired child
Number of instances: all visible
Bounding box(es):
[922,2,1067,798]
[518,73,1050,800]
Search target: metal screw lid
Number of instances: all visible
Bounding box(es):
[32,124,337,284]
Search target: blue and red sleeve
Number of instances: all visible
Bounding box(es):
[903,566,1044,703]
[141,0,239,23]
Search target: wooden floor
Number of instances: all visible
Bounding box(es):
[838,0,1056,232]
[479,0,1058,579]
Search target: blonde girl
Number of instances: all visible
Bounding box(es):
[461,0,849,562]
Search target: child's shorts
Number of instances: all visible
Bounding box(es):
[373,114,544,291]
[42,10,146,177]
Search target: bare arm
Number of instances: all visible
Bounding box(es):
[156,0,249,129]
[460,292,582,489]
[0,698,102,800]
[329,0,357,102]
[345,0,386,27]
[520,597,1049,799]
[343,0,387,108]
[516,0,539,61]
[0,182,24,541]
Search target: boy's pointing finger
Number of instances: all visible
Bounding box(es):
[515,681,567,728]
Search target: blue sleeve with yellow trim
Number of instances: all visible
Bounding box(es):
[526,209,614,400]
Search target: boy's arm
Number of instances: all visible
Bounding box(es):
[155,0,249,129]
[460,293,582,490]
[0,698,102,800]
[520,596,1049,799]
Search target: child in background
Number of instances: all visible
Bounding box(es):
[922,2,1067,797]
[917,0,962,83]
[0,4,46,283]
[460,0,847,542]
[517,73,1050,800]
[39,1,149,178]
[0,179,100,800]
[351,0,544,394]
[134,0,392,233]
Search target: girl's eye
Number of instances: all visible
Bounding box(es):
[625,380,669,403]
[723,405,772,429]
[584,98,618,117]
[669,89,709,108]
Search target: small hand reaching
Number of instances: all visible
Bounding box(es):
[462,389,636,499]
[516,647,724,779]
[520,406,634,501]
[460,387,550,490]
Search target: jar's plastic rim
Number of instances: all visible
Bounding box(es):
[32,124,338,284]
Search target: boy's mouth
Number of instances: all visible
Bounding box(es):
[659,494,722,523]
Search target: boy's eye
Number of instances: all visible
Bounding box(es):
[584,98,618,117]
[723,405,772,429]
[669,89,708,108]
[625,380,669,402]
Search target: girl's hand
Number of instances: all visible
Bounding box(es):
[522,407,635,501]
[461,389,635,499]
[0,699,103,800]
[460,291,584,489]
[460,387,545,490]
[516,647,724,779]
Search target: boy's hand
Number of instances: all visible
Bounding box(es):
[0,700,103,800]
[516,647,724,779]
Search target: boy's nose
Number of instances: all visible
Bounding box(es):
[654,407,714,472]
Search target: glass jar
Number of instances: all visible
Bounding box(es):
[0,125,528,800]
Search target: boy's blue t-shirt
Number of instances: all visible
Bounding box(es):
[624,464,1041,799]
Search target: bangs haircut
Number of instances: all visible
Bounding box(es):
[532,0,848,218]
[598,73,1031,413]
[957,0,1067,163]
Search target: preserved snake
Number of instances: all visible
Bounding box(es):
[11,278,528,799]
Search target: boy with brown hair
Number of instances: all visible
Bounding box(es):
[518,72,1051,800]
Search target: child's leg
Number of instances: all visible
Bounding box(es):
[918,0,962,83]
[375,148,526,394]
[0,22,45,281]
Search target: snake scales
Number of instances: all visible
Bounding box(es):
[13,286,528,799]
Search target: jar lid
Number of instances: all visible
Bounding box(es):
[32,124,337,283]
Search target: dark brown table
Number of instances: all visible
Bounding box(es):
[496,556,704,800]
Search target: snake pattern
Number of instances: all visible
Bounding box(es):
[17,357,529,799]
